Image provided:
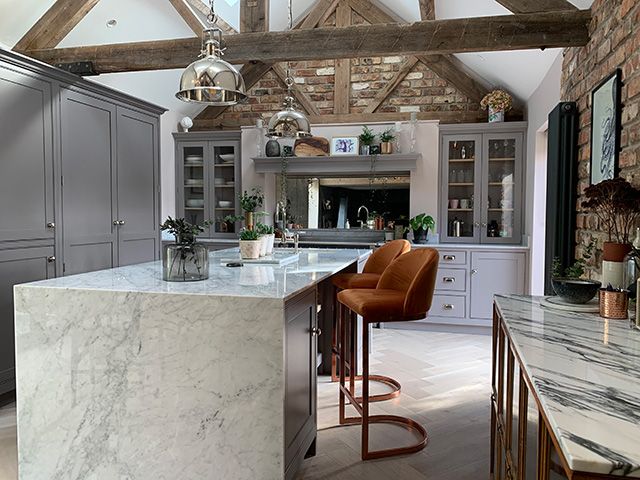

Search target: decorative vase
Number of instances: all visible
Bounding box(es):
[359,145,370,155]
[599,289,629,320]
[163,243,209,282]
[265,139,280,157]
[370,145,381,155]
[380,142,392,154]
[488,106,505,123]
[239,240,262,260]
[244,211,254,231]
[602,242,632,289]
[265,233,276,255]
[413,228,428,244]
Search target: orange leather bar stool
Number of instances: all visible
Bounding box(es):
[330,239,410,399]
[336,248,439,460]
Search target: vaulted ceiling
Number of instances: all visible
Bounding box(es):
[0,0,593,107]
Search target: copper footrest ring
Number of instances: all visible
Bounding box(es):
[344,374,401,403]
[362,415,429,460]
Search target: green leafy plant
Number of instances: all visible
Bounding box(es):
[239,187,264,213]
[552,240,595,279]
[224,214,244,224]
[380,128,395,143]
[239,229,260,241]
[161,216,212,246]
[407,213,435,233]
[359,126,376,146]
[256,223,274,235]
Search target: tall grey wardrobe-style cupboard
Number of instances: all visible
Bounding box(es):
[0,49,165,396]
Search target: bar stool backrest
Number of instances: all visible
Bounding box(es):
[363,239,411,275]
[377,248,439,318]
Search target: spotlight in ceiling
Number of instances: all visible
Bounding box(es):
[106,19,117,28]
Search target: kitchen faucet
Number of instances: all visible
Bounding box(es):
[357,205,369,229]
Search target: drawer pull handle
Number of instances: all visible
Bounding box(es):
[443,255,456,261]
[471,269,478,275]
[47,256,56,263]
[311,327,322,337]
[443,277,455,283]
[46,222,56,229]
[442,304,455,310]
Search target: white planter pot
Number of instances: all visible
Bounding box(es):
[602,260,625,289]
[488,106,505,123]
[239,240,261,260]
[266,234,275,255]
[259,235,268,257]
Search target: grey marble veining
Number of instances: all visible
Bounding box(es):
[21,248,370,301]
[495,295,640,477]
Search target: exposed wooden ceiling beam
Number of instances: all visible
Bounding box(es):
[272,64,321,116]
[14,0,101,52]
[494,0,577,14]
[195,0,338,122]
[26,11,590,73]
[364,56,420,114]
[192,110,486,130]
[168,0,205,38]
[240,0,269,33]
[334,0,351,115]
[418,0,435,20]
[349,0,487,104]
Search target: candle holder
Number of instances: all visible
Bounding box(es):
[599,289,629,320]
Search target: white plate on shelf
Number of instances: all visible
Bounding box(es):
[226,181,235,185]
[219,154,235,163]
[186,199,204,208]
[218,201,233,208]
[186,179,203,186]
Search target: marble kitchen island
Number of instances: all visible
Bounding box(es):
[13,248,370,480]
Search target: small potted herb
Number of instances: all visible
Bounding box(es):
[551,240,601,304]
[359,126,376,155]
[407,213,435,244]
[380,128,395,154]
[239,228,262,260]
[239,187,264,231]
[256,223,276,256]
[161,216,212,282]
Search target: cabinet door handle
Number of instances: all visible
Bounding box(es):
[471,269,478,275]
[46,222,56,229]
[311,327,322,337]
[47,256,56,263]
[473,222,480,228]
[443,255,456,261]
[442,304,454,310]
[119,220,126,225]
[442,277,456,283]
[113,220,120,226]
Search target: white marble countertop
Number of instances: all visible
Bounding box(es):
[495,295,640,477]
[20,248,370,301]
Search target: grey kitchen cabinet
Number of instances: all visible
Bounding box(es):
[60,91,162,274]
[174,132,241,238]
[0,244,56,395]
[0,65,55,243]
[0,48,165,396]
[284,287,317,480]
[440,122,526,244]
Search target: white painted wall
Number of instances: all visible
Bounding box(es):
[238,121,440,227]
[524,52,563,294]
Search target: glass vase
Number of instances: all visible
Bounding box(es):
[163,243,209,282]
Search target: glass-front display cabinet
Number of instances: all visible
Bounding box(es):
[174,132,241,238]
[440,124,524,244]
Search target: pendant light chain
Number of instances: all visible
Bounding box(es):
[285,0,293,97]
[207,0,218,25]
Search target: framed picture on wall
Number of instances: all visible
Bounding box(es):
[330,137,359,155]
[590,69,622,184]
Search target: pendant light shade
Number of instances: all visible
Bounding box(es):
[176,28,247,106]
[267,95,312,138]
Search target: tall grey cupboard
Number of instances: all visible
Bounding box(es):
[0,48,165,396]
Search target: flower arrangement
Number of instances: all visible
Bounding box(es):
[582,178,640,244]
[480,89,513,112]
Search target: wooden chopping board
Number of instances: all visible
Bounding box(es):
[294,137,329,156]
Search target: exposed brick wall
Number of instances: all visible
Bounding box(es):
[561,0,640,274]
[216,10,484,125]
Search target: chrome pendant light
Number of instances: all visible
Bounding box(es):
[267,0,311,138]
[176,0,247,105]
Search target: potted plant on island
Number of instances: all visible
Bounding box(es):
[551,240,601,304]
[239,187,264,231]
[407,213,435,244]
[480,89,513,123]
[380,128,395,154]
[161,217,212,282]
[359,126,376,155]
[582,178,640,288]
[256,223,276,256]
[238,228,262,260]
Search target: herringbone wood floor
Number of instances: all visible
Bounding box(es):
[0,329,491,480]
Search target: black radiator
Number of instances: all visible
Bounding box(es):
[544,102,579,295]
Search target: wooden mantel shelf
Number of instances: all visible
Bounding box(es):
[252,153,421,175]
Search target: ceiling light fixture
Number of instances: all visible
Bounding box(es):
[176,0,247,105]
[266,0,311,138]
[106,19,117,28]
